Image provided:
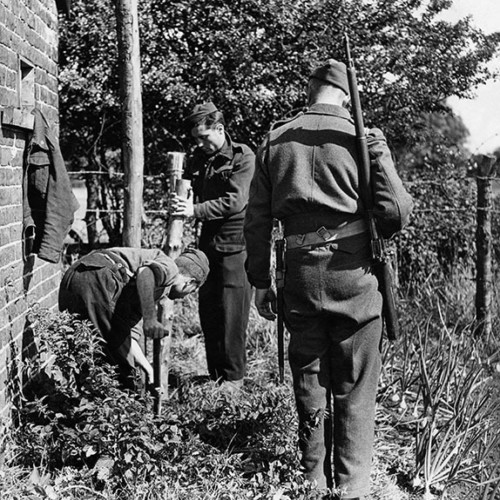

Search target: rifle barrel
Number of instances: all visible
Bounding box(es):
[343,34,399,342]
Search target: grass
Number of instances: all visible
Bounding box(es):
[1,272,500,500]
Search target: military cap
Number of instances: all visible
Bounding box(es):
[175,248,210,285]
[309,59,349,95]
[185,101,218,126]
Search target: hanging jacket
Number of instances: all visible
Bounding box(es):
[23,108,79,263]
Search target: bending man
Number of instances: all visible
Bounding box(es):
[59,247,209,389]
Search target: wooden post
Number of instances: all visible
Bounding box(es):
[114,0,144,247]
[475,154,497,338]
[153,153,190,414]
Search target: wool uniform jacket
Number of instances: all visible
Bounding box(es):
[244,103,413,289]
[23,109,79,263]
[184,134,255,253]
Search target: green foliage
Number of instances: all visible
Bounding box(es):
[396,143,477,292]
[414,321,499,496]
[394,115,500,293]
[59,0,500,166]
[13,308,164,494]
[5,307,335,499]
[58,0,500,263]
[378,279,500,500]
[4,284,500,499]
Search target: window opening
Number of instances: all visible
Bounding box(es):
[19,57,35,109]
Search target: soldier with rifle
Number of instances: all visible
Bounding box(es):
[244,54,413,499]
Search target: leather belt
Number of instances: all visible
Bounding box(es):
[285,219,367,249]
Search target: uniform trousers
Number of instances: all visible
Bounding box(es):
[199,248,252,382]
[284,238,382,499]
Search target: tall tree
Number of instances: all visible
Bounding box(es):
[58,0,500,244]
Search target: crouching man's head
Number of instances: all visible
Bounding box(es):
[169,248,210,299]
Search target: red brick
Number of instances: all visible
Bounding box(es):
[0,3,7,26]
[0,67,6,86]
[1,0,59,417]
[10,223,21,242]
[0,243,16,266]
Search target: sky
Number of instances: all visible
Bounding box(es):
[439,0,500,154]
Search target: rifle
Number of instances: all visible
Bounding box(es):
[275,220,286,383]
[344,34,399,341]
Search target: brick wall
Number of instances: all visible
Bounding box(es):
[0,0,61,418]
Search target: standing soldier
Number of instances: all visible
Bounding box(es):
[244,61,413,499]
[170,102,255,392]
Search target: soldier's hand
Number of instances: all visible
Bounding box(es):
[169,193,194,218]
[255,288,277,321]
[143,318,169,339]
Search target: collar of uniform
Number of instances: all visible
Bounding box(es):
[32,108,55,150]
[217,132,234,160]
[199,131,235,162]
[306,103,350,120]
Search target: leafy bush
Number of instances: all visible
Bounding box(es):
[4,283,500,500]
[5,306,332,499]
[395,144,477,294]
[13,307,165,495]
[59,0,500,245]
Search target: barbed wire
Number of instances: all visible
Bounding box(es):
[70,167,500,220]
[68,170,499,183]
[68,171,166,180]
[79,209,170,215]
[77,207,500,215]
[77,207,500,220]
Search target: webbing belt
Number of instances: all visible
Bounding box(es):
[101,251,134,278]
[285,218,367,249]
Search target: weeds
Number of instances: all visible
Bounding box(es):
[2,272,500,499]
[411,313,499,498]
[1,305,316,500]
